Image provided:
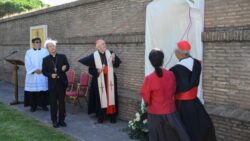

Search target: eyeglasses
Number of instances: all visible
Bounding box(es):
[35,41,41,44]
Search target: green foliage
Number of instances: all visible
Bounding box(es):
[0,102,74,141]
[0,0,45,18]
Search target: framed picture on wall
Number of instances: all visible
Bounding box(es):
[30,25,48,48]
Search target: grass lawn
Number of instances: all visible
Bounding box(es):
[0,102,75,141]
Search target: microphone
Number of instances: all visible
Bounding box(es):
[10,50,19,55]
[0,50,19,61]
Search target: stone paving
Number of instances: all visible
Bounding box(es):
[0,80,136,141]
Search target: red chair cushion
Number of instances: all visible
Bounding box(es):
[67,70,75,84]
[80,73,89,86]
[66,91,77,96]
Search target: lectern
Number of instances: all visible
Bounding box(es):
[5,59,24,105]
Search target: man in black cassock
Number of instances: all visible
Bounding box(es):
[79,39,121,123]
[170,40,217,141]
[42,39,70,128]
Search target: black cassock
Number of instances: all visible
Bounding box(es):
[79,51,121,116]
[170,57,217,141]
[42,54,70,123]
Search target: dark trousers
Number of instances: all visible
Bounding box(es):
[49,86,66,123]
[29,91,48,109]
[96,108,116,121]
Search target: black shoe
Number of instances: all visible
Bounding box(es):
[59,121,67,127]
[97,118,104,123]
[30,107,36,112]
[110,118,117,124]
[42,106,49,111]
[52,122,59,128]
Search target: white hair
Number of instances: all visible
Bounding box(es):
[44,39,57,48]
[175,48,190,56]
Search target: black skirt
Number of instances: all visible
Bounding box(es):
[176,98,217,141]
[148,112,190,141]
[24,91,49,107]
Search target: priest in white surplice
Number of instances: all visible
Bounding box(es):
[24,37,49,112]
[79,39,121,123]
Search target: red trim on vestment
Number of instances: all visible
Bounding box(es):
[175,87,198,100]
[104,66,116,114]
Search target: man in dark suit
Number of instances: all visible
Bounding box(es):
[42,39,70,128]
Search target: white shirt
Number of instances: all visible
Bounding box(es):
[24,48,48,92]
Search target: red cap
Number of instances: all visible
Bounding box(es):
[177,40,191,51]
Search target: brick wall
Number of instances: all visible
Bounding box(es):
[0,0,250,140]
[203,41,250,109]
[204,0,250,140]
[205,0,250,28]
[211,115,250,141]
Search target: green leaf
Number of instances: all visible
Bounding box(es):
[0,0,45,18]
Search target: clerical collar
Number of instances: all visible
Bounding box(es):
[177,57,194,71]
[50,53,57,58]
[98,50,105,54]
[33,48,41,51]
[179,56,191,62]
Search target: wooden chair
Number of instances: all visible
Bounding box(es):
[66,72,90,113]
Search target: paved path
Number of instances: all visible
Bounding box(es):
[0,80,135,141]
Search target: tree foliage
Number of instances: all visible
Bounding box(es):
[0,0,45,18]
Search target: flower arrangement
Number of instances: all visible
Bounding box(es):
[125,102,149,141]
[189,0,196,3]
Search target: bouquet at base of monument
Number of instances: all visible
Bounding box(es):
[124,102,149,141]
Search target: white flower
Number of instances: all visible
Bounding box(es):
[132,126,136,130]
[128,120,133,128]
[142,129,149,133]
[143,119,147,124]
[141,102,146,113]
[135,116,140,122]
[135,112,140,118]
[189,0,195,3]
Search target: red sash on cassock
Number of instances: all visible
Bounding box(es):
[175,87,198,100]
[103,66,116,114]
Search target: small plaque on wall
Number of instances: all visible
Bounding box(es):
[30,25,48,48]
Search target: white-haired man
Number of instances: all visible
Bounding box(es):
[79,39,121,123]
[42,39,70,128]
[170,40,217,141]
[24,37,49,112]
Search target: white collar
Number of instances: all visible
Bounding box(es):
[177,57,194,71]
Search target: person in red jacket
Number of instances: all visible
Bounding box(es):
[141,48,190,141]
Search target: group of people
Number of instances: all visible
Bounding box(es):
[141,40,217,141]
[24,38,120,128]
[24,38,69,128]
[24,37,70,128]
[24,36,216,141]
